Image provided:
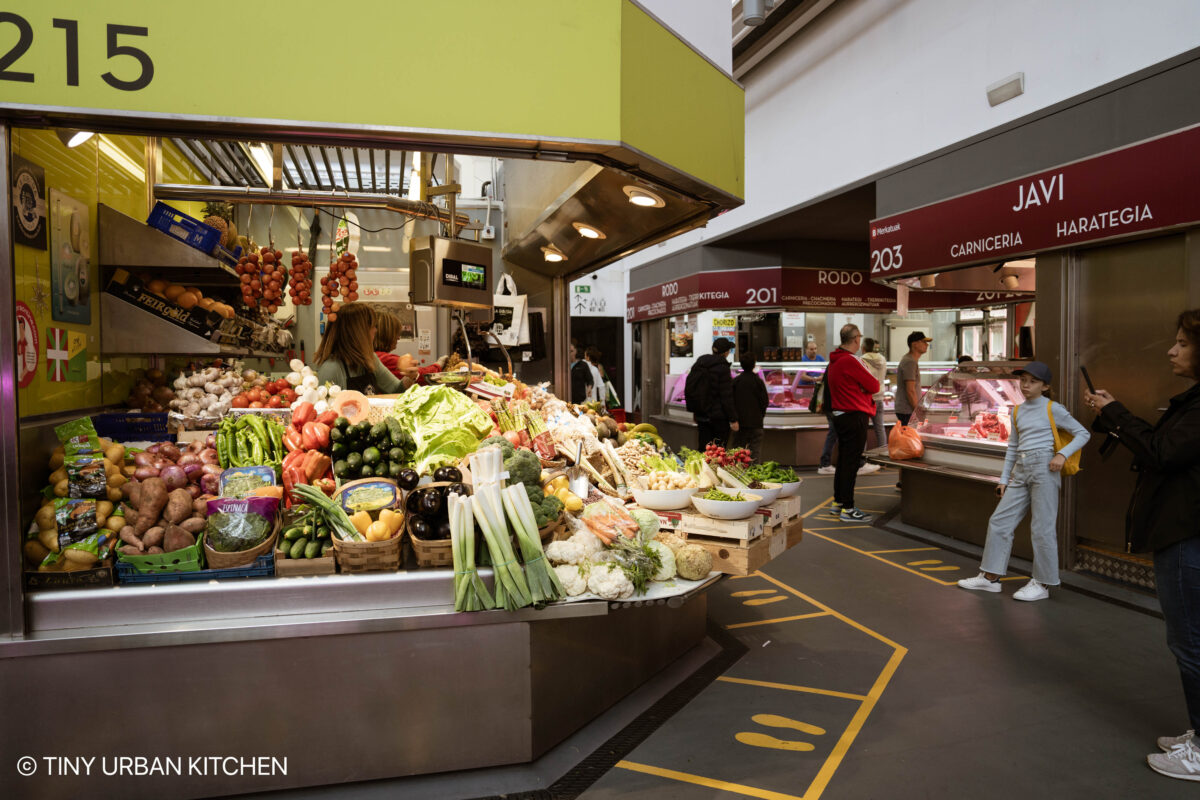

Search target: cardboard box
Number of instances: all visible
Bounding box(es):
[24,559,116,591]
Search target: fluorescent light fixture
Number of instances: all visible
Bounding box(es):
[245,143,273,185]
[541,245,566,263]
[406,152,422,201]
[56,129,94,148]
[572,222,605,240]
[986,72,1025,107]
[98,135,145,182]
[623,185,665,208]
[361,246,392,252]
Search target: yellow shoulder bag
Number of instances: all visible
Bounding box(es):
[1010,402,1082,476]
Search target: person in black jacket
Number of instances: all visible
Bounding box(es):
[1085,309,1200,784]
[732,354,769,461]
[569,340,593,405]
[691,338,739,448]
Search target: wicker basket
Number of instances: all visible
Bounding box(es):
[538,511,569,544]
[406,481,469,568]
[203,517,281,569]
[329,479,405,573]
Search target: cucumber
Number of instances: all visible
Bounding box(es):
[320,543,334,557]
[289,537,309,560]
[385,417,405,447]
[275,543,290,559]
[304,540,321,559]
[370,421,390,443]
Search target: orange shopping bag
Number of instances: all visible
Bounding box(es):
[887,423,925,460]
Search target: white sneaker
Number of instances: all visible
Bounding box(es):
[817,465,836,475]
[857,463,881,475]
[1013,579,1050,602]
[957,573,1001,593]
[1159,730,1195,752]
[1148,740,1200,782]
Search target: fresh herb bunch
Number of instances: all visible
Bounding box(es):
[609,536,662,596]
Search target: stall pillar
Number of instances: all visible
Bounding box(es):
[0,122,21,637]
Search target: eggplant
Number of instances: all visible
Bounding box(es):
[435,520,452,540]
[405,490,423,515]
[419,489,443,517]
[410,517,432,540]
[445,482,469,498]
[396,468,420,492]
[433,466,462,484]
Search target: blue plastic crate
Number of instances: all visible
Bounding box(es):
[147,202,222,255]
[116,553,274,584]
[92,411,170,442]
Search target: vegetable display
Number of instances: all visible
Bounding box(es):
[321,252,360,317]
[331,415,414,482]
[702,488,746,502]
[746,461,798,483]
[216,413,286,476]
[168,364,255,420]
[276,504,335,560]
[389,385,491,476]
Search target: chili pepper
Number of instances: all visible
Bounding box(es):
[270,420,284,462]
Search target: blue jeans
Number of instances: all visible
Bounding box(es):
[980,449,1062,585]
[871,404,886,448]
[1155,536,1200,732]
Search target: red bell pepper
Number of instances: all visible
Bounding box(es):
[304,451,332,483]
[283,428,304,453]
[283,448,307,472]
[316,409,339,427]
[313,476,336,496]
[292,401,316,428]
[301,421,330,451]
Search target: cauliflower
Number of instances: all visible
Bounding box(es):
[545,539,585,566]
[647,540,676,581]
[554,564,589,596]
[587,562,634,600]
[571,529,604,560]
[674,544,713,581]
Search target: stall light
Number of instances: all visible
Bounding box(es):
[245,143,274,185]
[572,222,606,240]
[361,246,392,253]
[98,135,145,182]
[56,129,94,148]
[541,245,567,263]
[623,185,665,208]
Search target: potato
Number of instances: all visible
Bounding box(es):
[179,517,206,534]
[107,487,123,502]
[63,549,98,566]
[38,527,60,552]
[108,473,127,489]
[53,479,69,497]
[106,515,126,533]
[49,451,65,471]
[49,466,68,485]
[24,539,50,566]
[38,560,64,572]
[104,460,120,477]
[95,501,113,524]
[35,504,56,532]
[97,437,113,450]
[142,527,165,548]
[122,465,136,478]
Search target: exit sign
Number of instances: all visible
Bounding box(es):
[574,285,591,293]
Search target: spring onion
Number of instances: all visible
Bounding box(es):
[502,484,563,605]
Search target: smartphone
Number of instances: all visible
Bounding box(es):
[1080,365,1096,393]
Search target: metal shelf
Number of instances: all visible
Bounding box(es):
[100,294,283,359]
[98,204,237,278]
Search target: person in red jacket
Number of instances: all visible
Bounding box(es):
[826,323,880,522]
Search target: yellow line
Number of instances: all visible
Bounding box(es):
[802,530,958,586]
[727,572,764,580]
[801,496,835,519]
[866,547,938,554]
[716,675,869,701]
[906,560,941,566]
[725,611,831,629]
[745,596,789,606]
[804,524,872,531]
[732,589,777,597]
[615,761,804,800]
[755,573,904,650]
[921,566,959,572]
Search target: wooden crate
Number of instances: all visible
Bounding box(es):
[680,511,765,542]
[274,548,337,576]
[775,495,802,522]
[684,526,785,576]
[785,518,803,550]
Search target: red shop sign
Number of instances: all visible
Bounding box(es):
[780,268,895,311]
[626,268,781,322]
[869,124,1200,280]
[908,290,1034,311]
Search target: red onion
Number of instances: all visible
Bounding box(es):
[199,449,220,465]
[178,453,200,466]
[187,440,205,454]
[133,452,156,468]
[200,463,223,477]
[150,458,170,472]
[182,463,203,477]
[160,465,188,489]
[206,434,217,449]
[133,465,160,480]
[200,473,220,494]
[158,443,181,461]
[146,443,163,454]
[186,484,202,499]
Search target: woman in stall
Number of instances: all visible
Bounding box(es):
[314,302,409,394]
[373,310,405,380]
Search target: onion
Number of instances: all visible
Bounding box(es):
[186,484,202,499]
[200,473,220,495]
[187,439,204,454]
[152,385,176,405]
[160,465,188,489]
[150,458,170,472]
[158,443,181,461]
[134,465,160,480]
[199,448,220,465]
[178,453,200,466]
[201,463,223,477]
[182,463,203,477]
[146,443,163,454]
[206,434,217,449]
[133,452,157,468]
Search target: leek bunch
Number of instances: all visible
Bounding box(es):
[502,484,563,605]
[471,483,532,610]
[448,493,494,612]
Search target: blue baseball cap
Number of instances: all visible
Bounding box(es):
[1014,361,1052,384]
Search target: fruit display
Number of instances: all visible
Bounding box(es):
[236,246,287,313]
[142,277,235,319]
[288,250,314,306]
[331,416,416,483]
[201,201,237,249]
[320,252,359,320]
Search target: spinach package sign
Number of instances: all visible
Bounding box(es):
[204,496,279,553]
[54,417,107,499]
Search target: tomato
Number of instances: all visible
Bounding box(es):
[267,395,283,408]
[249,401,265,409]
[231,394,249,409]
[255,388,269,402]
[276,379,291,394]
[279,387,297,403]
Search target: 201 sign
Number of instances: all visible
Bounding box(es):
[0,13,154,91]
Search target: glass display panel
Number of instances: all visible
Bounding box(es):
[909,363,1027,448]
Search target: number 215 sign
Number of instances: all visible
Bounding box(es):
[0,12,154,91]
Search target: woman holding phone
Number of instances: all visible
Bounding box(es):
[1085,309,1200,783]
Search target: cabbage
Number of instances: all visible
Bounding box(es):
[390,386,492,475]
[414,428,480,476]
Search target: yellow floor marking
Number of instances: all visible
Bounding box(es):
[906,560,941,566]
[801,496,835,519]
[743,596,788,606]
[752,714,827,735]
[736,731,816,752]
[866,547,938,554]
[1000,576,1028,582]
[804,525,872,531]
[725,611,831,629]
[615,761,804,800]
[802,530,958,586]
[727,572,764,580]
[716,676,868,701]
[732,589,777,597]
[921,566,959,572]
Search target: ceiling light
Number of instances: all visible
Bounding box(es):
[986,72,1025,107]
[572,222,606,240]
[56,129,94,148]
[98,135,145,182]
[541,245,566,263]
[361,246,392,253]
[623,185,665,208]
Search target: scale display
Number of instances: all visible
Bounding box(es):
[442,259,488,291]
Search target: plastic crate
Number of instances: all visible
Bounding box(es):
[116,553,274,584]
[91,411,171,442]
[147,202,222,255]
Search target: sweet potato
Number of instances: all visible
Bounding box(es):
[179,517,206,534]
[132,477,168,535]
[163,488,193,525]
[119,545,143,556]
[127,482,142,508]
[192,497,209,518]
[163,525,195,553]
[119,528,144,551]
[142,527,164,548]
[146,546,164,554]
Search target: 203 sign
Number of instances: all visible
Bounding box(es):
[0,13,154,91]
[870,245,904,273]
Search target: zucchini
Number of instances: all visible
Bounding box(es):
[304,540,321,559]
[385,417,405,447]
[289,537,309,560]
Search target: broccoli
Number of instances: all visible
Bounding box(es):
[504,448,542,489]
[542,494,564,518]
[481,435,515,459]
[525,483,545,506]
[534,494,564,529]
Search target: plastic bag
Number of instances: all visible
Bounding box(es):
[204,496,279,552]
[888,424,925,461]
[54,417,107,499]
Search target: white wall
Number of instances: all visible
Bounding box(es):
[619,0,1200,272]
[637,0,732,73]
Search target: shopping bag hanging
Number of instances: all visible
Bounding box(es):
[491,273,530,347]
[887,423,925,460]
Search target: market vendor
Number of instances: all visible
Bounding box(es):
[315,302,411,394]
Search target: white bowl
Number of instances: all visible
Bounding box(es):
[631,486,698,511]
[725,481,781,506]
[776,479,802,497]
[690,493,763,520]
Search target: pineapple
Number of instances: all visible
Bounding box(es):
[202,201,235,247]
